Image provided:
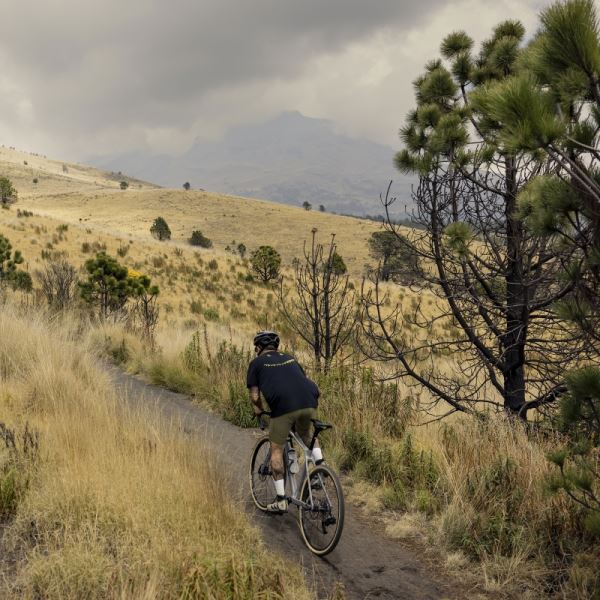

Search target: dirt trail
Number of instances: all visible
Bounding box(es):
[109,368,457,600]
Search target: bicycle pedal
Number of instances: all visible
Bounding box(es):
[323,515,336,526]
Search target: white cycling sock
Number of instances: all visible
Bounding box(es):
[274,478,285,497]
[312,447,323,463]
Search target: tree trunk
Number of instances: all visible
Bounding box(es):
[502,156,528,416]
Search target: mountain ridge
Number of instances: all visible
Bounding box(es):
[90,111,413,216]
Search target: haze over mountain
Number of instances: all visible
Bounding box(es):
[90,111,414,216]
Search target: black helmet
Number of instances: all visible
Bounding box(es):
[253,330,280,350]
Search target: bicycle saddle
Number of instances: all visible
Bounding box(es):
[311,419,333,432]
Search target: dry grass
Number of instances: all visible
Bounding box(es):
[1,145,404,278]
[0,303,312,599]
[3,148,598,598]
[101,320,599,598]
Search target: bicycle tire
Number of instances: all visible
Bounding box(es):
[249,435,275,510]
[298,464,345,556]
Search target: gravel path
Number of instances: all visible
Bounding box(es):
[108,367,457,600]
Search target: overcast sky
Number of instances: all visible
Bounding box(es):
[0,0,551,161]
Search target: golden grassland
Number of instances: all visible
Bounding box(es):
[2,149,599,598]
[2,146,397,278]
[0,303,313,599]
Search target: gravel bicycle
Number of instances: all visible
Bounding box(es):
[249,412,345,556]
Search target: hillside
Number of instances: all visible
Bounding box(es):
[4,147,393,278]
[0,145,157,195]
[90,111,415,216]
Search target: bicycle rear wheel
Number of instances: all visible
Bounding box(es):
[298,465,345,555]
[249,436,276,510]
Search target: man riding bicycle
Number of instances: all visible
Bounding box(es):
[247,330,323,513]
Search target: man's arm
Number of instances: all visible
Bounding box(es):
[249,386,263,415]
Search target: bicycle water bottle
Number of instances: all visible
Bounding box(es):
[288,448,299,474]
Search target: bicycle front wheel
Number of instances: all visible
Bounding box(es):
[249,436,275,510]
[298,465,345,556]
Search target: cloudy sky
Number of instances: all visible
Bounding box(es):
[0,0,550,161]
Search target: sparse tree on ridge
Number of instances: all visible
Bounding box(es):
[120,181,129,190]
[319,205,326,212]
[302,201,312,211]
[183,182,191,191]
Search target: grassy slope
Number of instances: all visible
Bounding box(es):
[0,304,312,599]
[1,147,429,339]
[3,147,391,278]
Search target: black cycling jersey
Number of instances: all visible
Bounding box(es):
[246,351,319,418]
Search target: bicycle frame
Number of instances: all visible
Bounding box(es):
[262,430,333,513]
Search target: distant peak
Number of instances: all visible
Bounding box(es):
[274,110,327,124]
[279,109,303,118]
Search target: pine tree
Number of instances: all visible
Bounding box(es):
[79,253,134,319]
[250,246,281,283]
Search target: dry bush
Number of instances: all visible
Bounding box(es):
[35,260,78,310]
[0,305,311,600]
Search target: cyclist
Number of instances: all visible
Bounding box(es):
[247,330,323,513]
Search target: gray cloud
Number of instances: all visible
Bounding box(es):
[0,0,544,158]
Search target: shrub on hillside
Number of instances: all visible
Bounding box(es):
[10,270,33,293]
[0,177,17,207]
[150,217,171,241]
[0,234,26,290]
[36,260,78,310]
[189,230,213,248]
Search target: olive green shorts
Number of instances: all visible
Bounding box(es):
[269,408,316,445]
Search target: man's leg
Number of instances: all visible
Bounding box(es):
[296,408,323,464]
[266,414,292,513]
[270,442,285,489]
